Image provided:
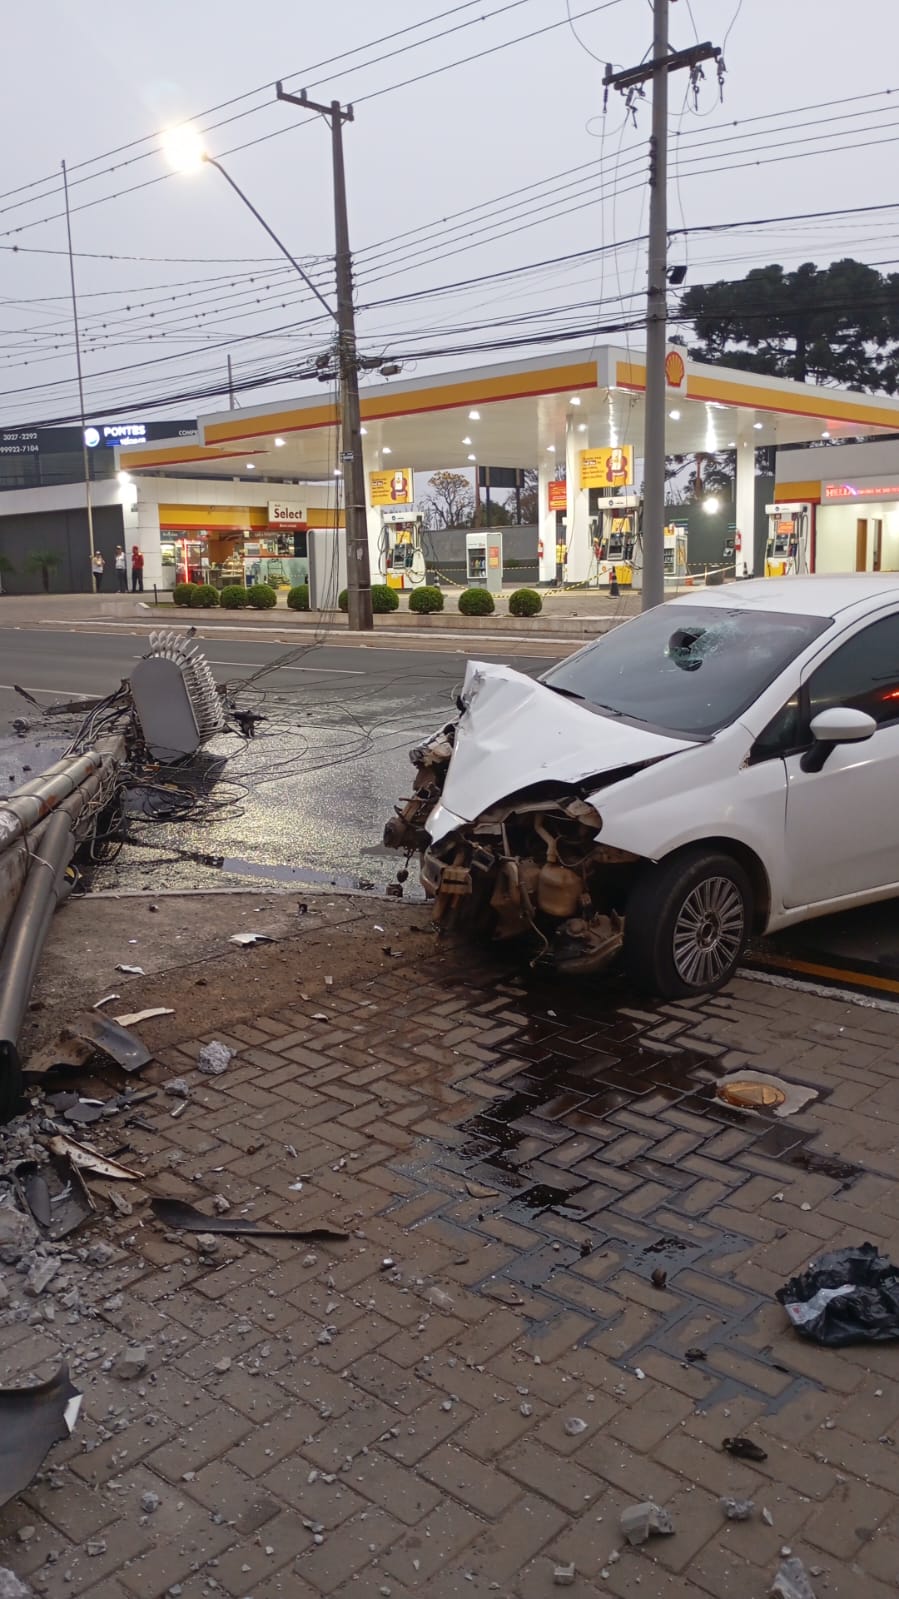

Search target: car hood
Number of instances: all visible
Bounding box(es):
[429,660,694,838]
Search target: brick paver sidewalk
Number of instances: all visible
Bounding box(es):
[1,961,898,1598]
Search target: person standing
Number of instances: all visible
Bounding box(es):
[91,550,105,592]
[114,546,128,593]
[130,545,145,593]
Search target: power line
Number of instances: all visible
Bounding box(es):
[0,1,624,244]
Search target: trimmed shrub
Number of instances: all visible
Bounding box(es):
[508,587,542,617]
[220,585,249,609]
[337,588,349,612]
[408,585,444,615]
[173,582,198,608]
[371,584,400,614]
[458,586,496,616]
[247,583,277,610]
[287,584,310,611]
[190,583,220,609]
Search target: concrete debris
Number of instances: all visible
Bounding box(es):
[140,1491,161,1514]
[770,1556,817,1599]
[0,1570,31,1598]
[763,1508,775,1526]
[212,1195,231,1214]
[164,1078,191,1099]
[552,1564,576,1587]
[115,1008,174,1026]
[115,965,145,976]
[214,1358,232,1374]
[426,1286,454,1312]
[85,1540,107,1557]
[620,1501,675,1546]
[114,1344,149,1380]
[563,1417,587,1436]
[0,1203,38,1266]
[229,932,275,946]
[197,1042,232,1076]
[720,1497,755,1521]
[24,1257,59,1297]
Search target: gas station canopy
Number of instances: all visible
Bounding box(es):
[119,344,899,485]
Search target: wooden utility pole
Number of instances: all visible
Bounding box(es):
[604,9,721,610]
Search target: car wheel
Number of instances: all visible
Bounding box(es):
[625,847,752,999]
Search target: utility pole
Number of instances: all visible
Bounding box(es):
[61,160,96,580]
[276,85,373,632]
[227,354,236,410]
[604,9,721,610]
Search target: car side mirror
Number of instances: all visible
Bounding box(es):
[800,707,877,773]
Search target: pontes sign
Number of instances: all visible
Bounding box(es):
[268,501,307,529]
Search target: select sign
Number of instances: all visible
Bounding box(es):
[268,500,308,529]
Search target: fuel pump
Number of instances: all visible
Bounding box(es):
[663,524,688,581]
[764,503,811,577]
[591,505,637,587]
[381,513,426,590]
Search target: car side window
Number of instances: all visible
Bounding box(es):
[752,691,803,762]
[806,613,899,730]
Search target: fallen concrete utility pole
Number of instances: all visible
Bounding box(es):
[0,737,124,1119]
[0,742,123,950]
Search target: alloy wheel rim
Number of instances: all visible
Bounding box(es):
[672,875,745,987]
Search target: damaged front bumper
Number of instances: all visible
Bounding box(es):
[385,730,637,975]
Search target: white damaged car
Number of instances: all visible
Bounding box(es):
[384,575,899,997]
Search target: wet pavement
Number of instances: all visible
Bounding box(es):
[2,623,899,994]
[0,628,550,897]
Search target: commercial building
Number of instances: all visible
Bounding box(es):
[0,418,343,593]
[773,437,899,575]
[3,346,899,593]
[118,346,899,587]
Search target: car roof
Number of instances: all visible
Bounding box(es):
[670,574,899,618]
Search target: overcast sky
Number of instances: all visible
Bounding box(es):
[1,0,895,427]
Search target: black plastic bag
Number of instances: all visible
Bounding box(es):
[776,1242,899,1346]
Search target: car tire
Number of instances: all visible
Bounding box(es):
[625,847,753,999]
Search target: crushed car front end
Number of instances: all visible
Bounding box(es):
[383,660,689,975]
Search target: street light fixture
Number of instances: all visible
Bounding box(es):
[162,119,373,630]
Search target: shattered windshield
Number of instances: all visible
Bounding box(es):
[541,605,830,737]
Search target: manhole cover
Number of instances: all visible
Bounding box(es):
[718,1080,786,1110]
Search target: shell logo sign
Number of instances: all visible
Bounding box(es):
[665,349,686,389]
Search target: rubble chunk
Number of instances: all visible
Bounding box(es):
[197,1042,232,1076]
[24,1258,59,1297]
[164,1079,190,1100]
[0,1205,38,1267]
[720,1497,755,1521]
[0,1569,32,1598]
[553,1564,576,1587]
[114,1344,149,1381]
[770,1556,817,1599]
[619,1501,675,1546]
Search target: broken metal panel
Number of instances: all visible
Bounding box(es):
[432,660,690,836]
[0,1365,82,1510]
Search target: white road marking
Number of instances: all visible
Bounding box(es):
[204,660,364,675]
[0,682,93,697]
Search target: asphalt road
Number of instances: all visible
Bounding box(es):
[0,625,552,898]
[1,624,897,997]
